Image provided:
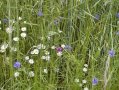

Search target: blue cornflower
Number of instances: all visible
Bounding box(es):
[14,61,21,68]
[116,31,119,35]
[94,14,100,20]
[54,19,59,25]
[116,12,119,18]
[108,50,115,57]
[64,45,72,51]
[2,18,9,23]
[38,11,43,16]
[92,77,98,85]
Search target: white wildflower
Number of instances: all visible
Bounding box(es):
[14,72,19,77]
[29,59,34,64]
[57,52,62,56]
[20,32,27,38]
[37,44,46,49]
[25,56,29,61]
[74,78,79,83]
[28,71,34,77]
[84,64,88,67]
[84,87,89,90]
[21,27,27,31]
[24,21,27,24]
[44,69,48,74]
[34,49,39,54]
[44,51,50,55]
[1,43,8,50]
[6,27,13,34]
[83,67,88,72]
[45,55,50,61]
[41,56,46,60]
[18,17,22,20]
[13,37,19,42]
[61,44,65,48]
[82,80,87,84]
[51,46,55,49]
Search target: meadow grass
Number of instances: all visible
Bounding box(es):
[0,0,119,90]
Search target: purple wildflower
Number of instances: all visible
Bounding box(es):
[116,12,119,18]
[38,11,43,16]
[108,50,115,57]
[56,47,63,52]
[92,77,98,85]
[14,61,21,68]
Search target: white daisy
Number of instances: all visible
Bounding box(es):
[33,49,39,55]
[82,79,87,84]
[18,17,22,20]
[13,37,19,42]
[44,69,48,74]
[83,67,88,72]
[51,46,56,49]
[1,43,8,50]
[29,59,34,64]
[21,27,27,31]
[24,21,27,24]
[21,32,27,38]
[14,72,19,77]
[84,87,89,90]
[84,64,88,67]
[25,56,29,61]
[61,44,65,48]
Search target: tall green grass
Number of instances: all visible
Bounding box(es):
[0,0,119,90]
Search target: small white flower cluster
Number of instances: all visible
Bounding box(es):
[48,31,58,36]
[0,43,8,53]
[41,51,50,61]
[37,44,46,49]
[24,56,34,64]
[14,71,35,78]
[20,27,27,38]
[83,64,88,73]
[74,78,79,83]
[6,26,13,34]
[81,79,89,90]
[31,49,39,55]
[28,71,35,77]
[11,47,17,52]
[30,43,47,55]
